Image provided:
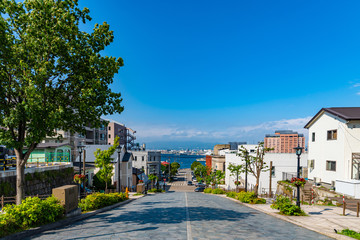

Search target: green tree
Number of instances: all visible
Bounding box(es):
[148,174,158,187]
[228,163,244,192]
[0,0,124,204]
[191,161,202,171]
[94,136,119,192]
[237,142,272,196]
[170,162,180,177]
[194,164,207,182]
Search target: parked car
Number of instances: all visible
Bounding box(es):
[194,187,205,192]
[192,178,197,182]
[195,182,206,187]
[187,181,193,186]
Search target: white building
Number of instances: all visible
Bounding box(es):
[305,107,360,198]
[76,144,133,191]
[131,150,161,176]
[225,144,307,195]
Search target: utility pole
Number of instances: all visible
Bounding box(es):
[269,161,272,198]
[245,150,248,192]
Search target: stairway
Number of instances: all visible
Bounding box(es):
[301,182,313,203]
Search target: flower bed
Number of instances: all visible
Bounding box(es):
[226,191,266,204]
[78,192,128,212]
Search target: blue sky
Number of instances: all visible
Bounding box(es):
[80,1,360,147]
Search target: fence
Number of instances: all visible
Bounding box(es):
[282,172,297,181]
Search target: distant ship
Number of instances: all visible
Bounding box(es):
[196,158,206,162]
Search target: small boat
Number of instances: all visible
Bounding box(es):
[196,158,206,162]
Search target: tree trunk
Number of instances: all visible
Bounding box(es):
[16,161,25,205]
[236,174,239,192]
[105,181,108,193]
[254,175,260,196]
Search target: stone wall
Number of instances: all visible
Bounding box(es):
[0,166,74,197]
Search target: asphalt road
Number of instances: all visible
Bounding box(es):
[27,191,331,240]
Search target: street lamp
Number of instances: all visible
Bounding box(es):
[77,143,85,198]
[294,141,304,207]
[116,145,121,193]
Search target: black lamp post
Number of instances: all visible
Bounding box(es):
[294,142,304,207]
[77,143,85,198]
[245,150,248,192]
[117,145,121,193]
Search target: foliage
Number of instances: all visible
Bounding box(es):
[191,161,202,171]
[92,172,112,190]
[0,196,64,237]
[78,192,127,212]
[225,191,266,204]
[0,182,14,196]
[133,193,143,196]
[148,174,159,182]
[226,191,237,198]
[211,188,226,194]
[94,136,120,191]
[148,188,165,193]
[290,177,306,187]
[237,191,256,203]
[237,142,272,196]
[204,188,212,193]
[271,195,306,216]
[338,229,360,239]
[212,170,225,185]
[228,163,244,188]
[170,162,180,177]
[0,0,125,204]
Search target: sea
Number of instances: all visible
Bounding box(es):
[161,154,206,169]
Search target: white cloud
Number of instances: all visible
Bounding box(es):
[133,116,312,143]
[356,92,360,95]
[353,83,360,88]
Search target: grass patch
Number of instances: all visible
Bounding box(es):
[338,229,360,239]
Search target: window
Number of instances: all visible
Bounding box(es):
[326,161,336,171]
[312,132,315,142]
[109,126,111,130]
[327,130,337,140]
[100,124,105,130]
[100,134,105,140]
[109,134,111,139]
[135,156,137,161]
[142,156,144,161]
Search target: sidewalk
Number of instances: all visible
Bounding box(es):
[222,195,359,240]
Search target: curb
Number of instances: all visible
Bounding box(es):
[1,198,137,240]
[217,194,352,240]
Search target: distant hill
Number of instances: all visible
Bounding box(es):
[144,141,219,150]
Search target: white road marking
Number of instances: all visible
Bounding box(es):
[185,192,192,240]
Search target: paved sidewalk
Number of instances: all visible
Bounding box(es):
[221,195,359,240]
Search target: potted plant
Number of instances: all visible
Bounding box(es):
[74,174,86,184]
[290,177,306,187]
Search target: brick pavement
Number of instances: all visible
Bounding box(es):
[27,192,331,240]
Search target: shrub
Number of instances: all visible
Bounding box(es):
[148,188,164,193]
[338,229,360,239]
[237,191,256,203]
[252,198,266,204]
[204,188,212,193]
[92,172,112,190]
[78,192,127,212]
[211,188,225,194]
[226,191,237,198]
[0,196,64,237]
[271,195,306,216]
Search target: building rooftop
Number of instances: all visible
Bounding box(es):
[265,130,303,138]
[305,107,360,128]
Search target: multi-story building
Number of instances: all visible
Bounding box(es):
[131,150,161,177]
[107,120,136,150]
[43,119,108,160]
[305,107,360,198]
[264,130,305,153]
